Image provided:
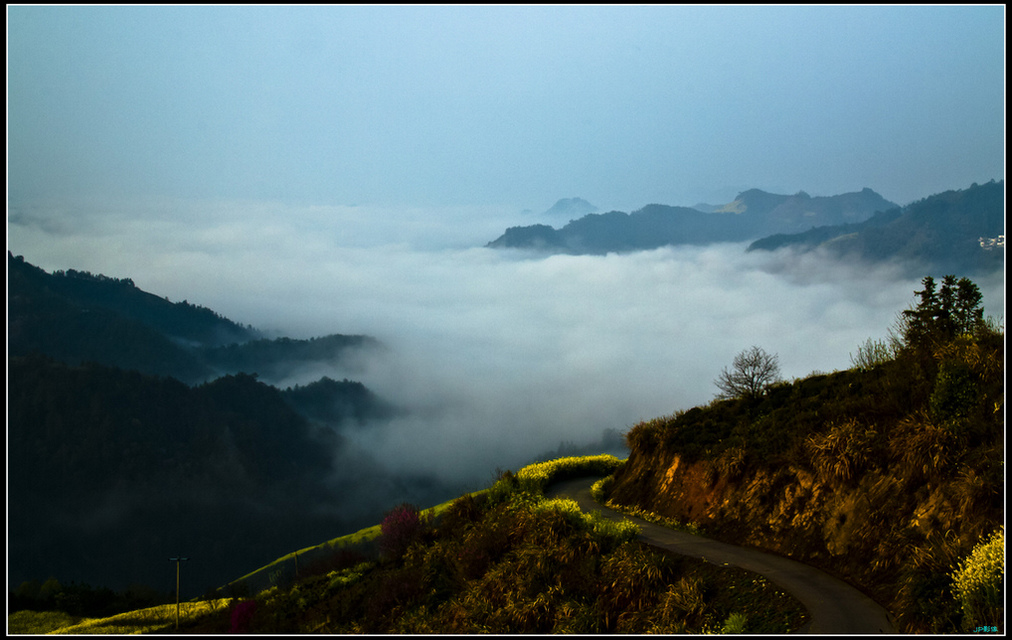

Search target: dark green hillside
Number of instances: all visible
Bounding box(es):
[8,252,256,348]
[7,253,384,389]
[8,253,218,381]
[486,223,567,250]
[282,376,398,425]
[746,206,903,253]
[202,334,380,384]
[7,355,353,598]
[748,180,1005,275]
[609,277,1004,633]
[561,205,750,253]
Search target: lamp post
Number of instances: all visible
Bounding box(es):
[168,557,190,630]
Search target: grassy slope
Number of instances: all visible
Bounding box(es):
[7,600,231,635]
[19,325,1001,633]
[17,456,807,634]
[610,328,1004,633]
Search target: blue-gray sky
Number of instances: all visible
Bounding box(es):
[5,6,1007,481]
[8,5,1005,212]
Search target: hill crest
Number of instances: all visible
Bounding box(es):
[488,187,897,253]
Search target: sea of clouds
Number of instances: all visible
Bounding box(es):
[9,197,1005,487]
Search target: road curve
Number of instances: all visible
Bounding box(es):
[545,476,897,635]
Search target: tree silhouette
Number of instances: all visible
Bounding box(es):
[900,275,984,351]
[714,346,782,401]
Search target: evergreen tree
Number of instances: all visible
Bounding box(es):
[900,275,985,351]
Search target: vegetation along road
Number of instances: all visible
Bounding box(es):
[546,476,897,634]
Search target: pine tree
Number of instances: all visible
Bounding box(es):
[900,275,985,351]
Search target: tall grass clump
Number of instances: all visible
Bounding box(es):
[951,527,1004,631]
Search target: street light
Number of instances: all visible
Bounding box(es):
[168,557,190,630]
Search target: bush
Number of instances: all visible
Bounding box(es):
[850,337,897,370]
[804,419,880,484]
[229,599,257,633]
[720,611,748,633]
[951,527,1004,630]
[590,476,614,502]
[930,361,977,424]
[379,503,427,561]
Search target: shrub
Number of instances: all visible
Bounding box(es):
[951,527,1004,630]
[888,412,953,486]
[850,337,897,370]
[804,419,879,483]
[930,361,977,424]
[894,530,964,633]
[327,562,374,592]
[720,611,748,634]
[590,476,613,502]
[229,599,257,633]
[379,503,427,560]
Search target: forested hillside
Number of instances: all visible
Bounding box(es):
[7,356,351,596]
[607,275,1004,633]
[747,180,1004,275]
[7,252,381,386]
[6,254,414,601]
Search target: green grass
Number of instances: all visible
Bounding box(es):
[228,455,625,590]
[7,610,84,635]
[8,600,230,635]
[9,454,805,634]
[196,454,806,633]
[225,488,490,588]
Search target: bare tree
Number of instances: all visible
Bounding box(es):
[714,346,782,400]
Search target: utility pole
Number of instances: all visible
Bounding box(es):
[169,557,190,630]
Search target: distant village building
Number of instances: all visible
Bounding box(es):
[978,235,1005,250]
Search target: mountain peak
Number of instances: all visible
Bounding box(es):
[542,197,598,218]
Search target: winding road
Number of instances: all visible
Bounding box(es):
[546,477,897,635]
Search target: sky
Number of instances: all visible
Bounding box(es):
[7,5,1006,213]
[5,5,1008,484]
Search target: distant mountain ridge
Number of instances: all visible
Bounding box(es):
[488,188,897,254]
[7,252,380,386]
[747,180,1005,275]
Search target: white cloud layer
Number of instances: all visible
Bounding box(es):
[8,198,1006,483]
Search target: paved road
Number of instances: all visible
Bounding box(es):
[546,476,898,635]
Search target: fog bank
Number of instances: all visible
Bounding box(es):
[9,199,1005,483]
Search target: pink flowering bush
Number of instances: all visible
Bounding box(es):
[229,599,257,633]
[379,503,427,560]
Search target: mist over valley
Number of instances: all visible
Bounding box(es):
[7,6,1004,624]
[8,181,1004,597]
